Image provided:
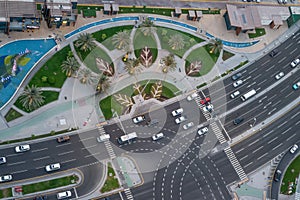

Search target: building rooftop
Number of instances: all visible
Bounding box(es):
[0,0,36,18]
[188,10,196,17]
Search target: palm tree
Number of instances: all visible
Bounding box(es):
[77,68,97,85]
[61,57,80,77]
[112,30,131,51]
[96,75,111,93]
[140,18,157,36]
[19,85,45,111]
[124,58,142,75]
[168,34,185,50]
[75,33,96,52]
[209,38,223,54]
[161,54,177,73]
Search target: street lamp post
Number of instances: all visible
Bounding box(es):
[112,109,127,141]
[250,117,257,128]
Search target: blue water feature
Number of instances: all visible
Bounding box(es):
[64,16,139,39]
[0,39,56,109]
[206,32,259,48]
[149,17,198,31]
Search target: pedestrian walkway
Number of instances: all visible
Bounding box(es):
[224,147,248,181]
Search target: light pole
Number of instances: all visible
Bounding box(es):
[250,117,257,128]
[112,109,127,137]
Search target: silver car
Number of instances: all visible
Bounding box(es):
[183,122,194,130]
[0,174,12,182]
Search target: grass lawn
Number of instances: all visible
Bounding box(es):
[75,46,113,74]
[222,50,235,61]
[5,108,23,122]
[248,28,266,38]
[22,175,78,195]
[77,5,103,14]
[119,6,173,16]
[181,8,220,15]
[92,25,134,51]
[185,46,216,77]
[83,9,96,18]
[133,29,158,64]
[101,163,120,193]
[29,45,69,88]
[99,80,179,120]
[0,188,12,198]
[14,91,59,113]
[280,155,300,194]
[156,26,204,58]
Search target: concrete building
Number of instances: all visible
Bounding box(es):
[0,0,40,34]
[224,4,290,36]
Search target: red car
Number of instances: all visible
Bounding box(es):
[200,97,211,105]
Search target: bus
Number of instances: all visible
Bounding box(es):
[241,89,256,101]
[117,132,137,144]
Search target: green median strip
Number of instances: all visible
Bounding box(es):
[0,188,13,198]
[100,162,120,193]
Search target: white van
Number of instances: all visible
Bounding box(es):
[57,191,71,199]
[97,134,110,142]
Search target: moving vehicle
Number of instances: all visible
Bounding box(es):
[291,58,300,68]
[203,104,213,112]
[198,127,208,136]
[200,97,211,105]
[230,91,240,99]
[241,89,256,101]
[57,191,72,199]
[183,122,194,130]
[152,133,164,141]
[187,92,198,101]
[0,174,12,182]
[233,80,243,88]
[231,73,242,81]
[274,170,282,182]
[132,116,145,124]
[0,157,6,164]
[45,163,61,172]
[172,108,183,117]
[57,135,70,143]
[117,132,137,145]
[269,49,279,57]
[293,81,300,90]
[97,134,110,142]
[290,144,298,154]
[275,72,284,80]
[233,117,244,125]
[15,144,30,153]
[175,116,187,124]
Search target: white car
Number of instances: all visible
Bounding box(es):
[132,116,145,124]
[172,108,183,117]
[183,122,194,130]
[275,72,284,80]
[187,92,198,101]
[57,191,72,199]
[175,116,187,124]
[233,80,243,88]
[290,144,298,154]
[198,127,209,136]
[230,91,240,99]
[15,144,30,153]
[152,133,164,141]
[0,174,12,182]
[293,81,300,90]
[97,134,110,142]
[291,58,300,68]
[0,157,6,164]
[203,104,214,112]
[45,163,61,172]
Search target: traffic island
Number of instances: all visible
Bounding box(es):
[100,162,120,193]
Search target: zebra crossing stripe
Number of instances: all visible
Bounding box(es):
[224,147,247,181]
[98,126,116,159]
[124,188,134,200]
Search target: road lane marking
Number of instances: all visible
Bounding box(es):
[272,143,283,151]
[235,148,245,154]
[6,154,22,157]
[257,153,268,160]
[253,74,262,80]
[268,137,278,144]
[280,86,289,94]
[296,121,300,126]
[79,137,94,142]
[261,60,270,66]
[277,121,287,128]
[249,68,258,74]
[257,79,267,86]
[239,155,248,161]
[81,144,97,150]
[58,151,74,156]
[84,152,101,158]
[248,139,260,147]
[290,48,298,55]
[266,65,275,72]
[253,146,264,154]
[11,170,28,174]
[33,156,50,161]
[287,133,296,141]
[31,148,48,153]
[61,159,76,164]
[278,57,286,64]
[263,130,274,138]
[285,43,293,49]
[7,161,26,166]
[56,143,71,147]
[291,112,299,119]
[285,91,294,98]
[281,128,292,135]
[271,100,281,107]
[243,162,253,168]
[35,166,45,170]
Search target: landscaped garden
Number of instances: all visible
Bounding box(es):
[0,188,12,198]
[281,155,300,194]
[4,108,23,122]
[222,50,235,61]
[100,162,120,193]
[248,28,266,38]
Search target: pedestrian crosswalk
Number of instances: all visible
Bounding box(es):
[97,126,116,159]
[224,147,247,181]
[124,188,134,200]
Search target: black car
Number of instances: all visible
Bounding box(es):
[231,73,242,81]
[233,117,244,125]
[274,170,282,182]
[269,49,279,57]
